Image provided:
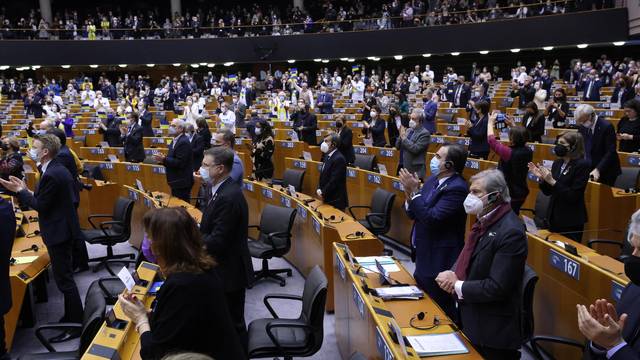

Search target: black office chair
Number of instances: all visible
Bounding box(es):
[81,164,105,181]
[439,113,454,123]
[248,204,297,287]
[18,280,107,360]
[353,154,376,171]
[587,226,632,262]
[272,169,306,192]
[615,167,640,192]
[247,265,328,359]
[82,197,135,272]
[520,192,551,229]
[348,188,395,237]
[73,135,87,147]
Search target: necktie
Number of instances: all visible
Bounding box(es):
[584,128,593,162]
[586,81,592,99]
[455,85,462,106]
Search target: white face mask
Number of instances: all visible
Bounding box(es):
[463,193,484,215]
[198,166,211,183]
[370,111,378,118]
[320,141,330,153]
[255,128,262,136]
[409,120,417,129]
[29,147,42,162]
[396,119,401,130]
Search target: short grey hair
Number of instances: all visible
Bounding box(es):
[629,209,640,242]
[172,119,186,131]
[574,104,595,121]
[411,108,425,123]
[35,133,61,158]
[470,169,511,203]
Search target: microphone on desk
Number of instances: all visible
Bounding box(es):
[353,263,407,287]
[21,244,39,253]
[544,228,621,255]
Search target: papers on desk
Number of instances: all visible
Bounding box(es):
[117,267,136,291]
[406,333,469,357]
[354,256,399,273]
[12,256,39,264]
[374,286,423,300]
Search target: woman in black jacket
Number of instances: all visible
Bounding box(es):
[0,136,24,182]
[616,99,640,153]
[196,118,212,150]
[250,120,275,180]
[546,88,570,129]
[465,99,490,159]
[335,115,355,165]
[528,131,590,242]
[118,207,245,360]
[522,101,545,142]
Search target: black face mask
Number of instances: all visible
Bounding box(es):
[624,255,640,285]
[0,143,8,151]
[335,122,343,128]
[553,143,568,157]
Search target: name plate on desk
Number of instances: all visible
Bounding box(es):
[127,189,139,201]
[244,182,254,192]
[297,204,307,219]
[379,149,394,157]
[549,249,580,280]
[336,253,346,281]
[282,141,295,148]
[355,147,368,155]
[152,166,166,174]
[527,144,536,152]
[312,218,321,234]
[284,121,293,127]
[465,159,480,170]
[280,196,291,208]
[126,164,141,172]
[99,163,114,170]
[612,281,625,302]
[347,169,357,178]
[151,138,164,144]
[431,137,445,144]
[627,156,640,167]
[352,283,366,319]
[392,180,404,192]
[456,138,470,146]
[90,148,105,154]
[82,129,96,135]
[367,174,382,184]
[293,160,307,169]
[376,326,395,360]
[261,188,273,199]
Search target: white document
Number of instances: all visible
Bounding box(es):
[378,163,388,175]
[136,179,145,193]
[374,286,423,300]
[288,185,297,198]
[13,256,39,264]
[522,215,539,234]
[363,138,373,147]
[303,151,312,161]
[354,256,399,273]
[99,141,109,148]
[117,267,136,291]
[108,154,119,162]
[406,333,469,357]
[289,131,299,142]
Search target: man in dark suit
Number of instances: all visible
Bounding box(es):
[0,196,15,360]
[335,116,355,165]
[436,170,527,359]
[187,123,205,172]
[316,86,334,114]
[576,104,621,186]
[0,134,84,341]
[317,134,348,210]
[510,76,536,109]
[582,70,603,102]
[399,144,468,321]
[153,119,193,202]
[120,113,145,163]
[579,210,640,359]
[295,101,318,146]
[452,76,471,108]
[138,102,154,137]
[199,146,253,352]
[99,112,123,147]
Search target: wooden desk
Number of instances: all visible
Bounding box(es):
[333,244,482,360]
[242,180,383,311]
[78,179,121,229]
[5,210,50,351]
[81,262,160,360]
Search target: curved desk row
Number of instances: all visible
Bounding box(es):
[242,180,383,311]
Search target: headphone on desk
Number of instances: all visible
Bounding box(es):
[409,311,455,330]
[346,231,365,239]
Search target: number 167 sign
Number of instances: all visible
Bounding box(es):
[550,249,580,280]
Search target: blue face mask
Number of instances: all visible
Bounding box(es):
[199,166,211,183]
[430,156,440,176]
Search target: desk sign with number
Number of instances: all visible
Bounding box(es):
[549,249,580,280]
[376,326,394,360]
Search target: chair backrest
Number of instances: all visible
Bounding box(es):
[259,204,297,254]
[282,169,306,192]
[82,164,105,181]
[353,154,376,171]
[79,280,107,355]
[533,192,551,229]
[369,188,396,234]
[615,167,640,191]
[521,264,539,343]
[300,266,328,354]
[74,136,87,147]
[112,197,135,239]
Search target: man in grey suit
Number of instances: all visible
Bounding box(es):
[396,108,431,180]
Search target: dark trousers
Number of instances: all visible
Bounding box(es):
[475,345,521,360]
[171,187,191,202]
[417,276,458,324]
[510,199,525,215]
[48,241,84,323]
[0,315,6,357]
[225,289,248,354]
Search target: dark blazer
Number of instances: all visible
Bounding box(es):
[140,271,245,360]
[197,128,212,150]
[611,85,635,105]
[539,158,590,230]
[406,174,467,283]
[0,197,15,315]
[17,159,81,247]
[200,179,253,292]
[588,284,640,360]
[370,118,387,147]
[511,85,535,108]
[467,114,489,156]
[453,83,471,108]
[190,133,206,172]
[298,112,318,146]
[337,126,355,165]
[121,123,145,163]
[523,112,545,143]
[317,92,334,114]
[319,150,348,210]
[617,117,640,153]
[57,145,80,205]
[582,78,602,101]
[548,102,569,128]
[139,111,154,137]
[457,210,528,350]
[100,116,123,147]
[578,117,621,185]
[163,134,194,190]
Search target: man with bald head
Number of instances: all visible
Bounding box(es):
[153,119,194,201]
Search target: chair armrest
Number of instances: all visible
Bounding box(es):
[265,231,292,251]
[99,220,124,237]
[348,205,371,219]
[265,321,314,354]
[35,323,83,352]
[87,214,114,229]
[364,212,386,229]
[529,335,585,359]
[106,259,137,276]
[587,239,624,250]
[264,293,303,319]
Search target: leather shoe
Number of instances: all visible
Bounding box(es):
[73,264,89,273]
[48,328,81,343]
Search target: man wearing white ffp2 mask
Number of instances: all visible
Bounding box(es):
[317,134,348,211]
[435,169,527,359]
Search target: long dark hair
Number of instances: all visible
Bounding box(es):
[256,120,274,141]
